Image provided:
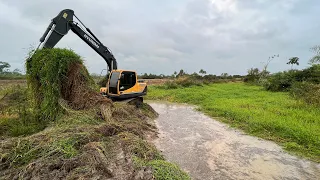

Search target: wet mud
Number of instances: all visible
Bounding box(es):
[150,102,320,180]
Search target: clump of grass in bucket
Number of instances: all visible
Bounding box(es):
[26,48,97,121]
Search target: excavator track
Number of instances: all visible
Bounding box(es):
[122,97,143,108]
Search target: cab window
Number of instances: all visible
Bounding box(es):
[119,71,136,91]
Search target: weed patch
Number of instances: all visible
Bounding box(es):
[148,160,191,180]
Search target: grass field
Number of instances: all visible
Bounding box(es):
[146,82,320,162]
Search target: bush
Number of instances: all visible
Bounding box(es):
[290,82,320,106]
[264,65,320,92]
[263,70,299,91]
[244,68,261,84]
[299,64,320,83]
[162,81,180,89]
[175,78,203,87]
[160,77,203,89]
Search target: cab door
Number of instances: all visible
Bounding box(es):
[108,71,120,95]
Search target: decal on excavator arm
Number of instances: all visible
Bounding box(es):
[84,34,100,49]
[63,13,68,19]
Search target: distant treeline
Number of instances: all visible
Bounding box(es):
[0,61,25,80]
[138,69,245,80]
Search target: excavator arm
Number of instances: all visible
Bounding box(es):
[39,9,117,71]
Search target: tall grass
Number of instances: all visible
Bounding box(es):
[147,83,320,162]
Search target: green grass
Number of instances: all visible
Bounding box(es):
[147,160,191,180]
[146,82,320,162]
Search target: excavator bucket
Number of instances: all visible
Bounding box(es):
[40,9,74,48]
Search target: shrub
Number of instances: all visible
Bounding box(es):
[264,65,320,92]
[263,70,299,91]
[175,78,203,87]
[290,82,320,106]
[162,81,180,89]
[299,64,320,83]
[160,77,203,89]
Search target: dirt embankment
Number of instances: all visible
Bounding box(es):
[0,48,189,180]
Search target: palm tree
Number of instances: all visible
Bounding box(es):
[178,69,185,77]
[287,57,299,69]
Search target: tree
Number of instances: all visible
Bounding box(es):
[177,69,185,77]
[287,57,299,69]
[191,72,200,78]
[310,46,320,64]
[199,69,207,75]
[258,54,278,83]
[12,68,22,75]
[247,68,260,76]
[221,73,228,79]
[173,71,177,78]
[0,61,10,73]
[245,68,261,83]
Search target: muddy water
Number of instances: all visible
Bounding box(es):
[150,102,320,180]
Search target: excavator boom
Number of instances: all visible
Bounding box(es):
[38,9,147,104]
[39,9,117,71]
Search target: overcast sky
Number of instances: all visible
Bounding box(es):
[0,0,319,75]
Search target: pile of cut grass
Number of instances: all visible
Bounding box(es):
[1,48,190,179]
[26,48,111,122]
[0,100,189,179]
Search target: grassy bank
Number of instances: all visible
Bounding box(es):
[146,83,320,162]
[0,48,190,179]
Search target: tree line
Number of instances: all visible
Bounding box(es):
[0,61,24,79]
[138,69,244,80]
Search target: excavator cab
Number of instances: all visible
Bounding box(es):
[100,70,147,101]
[38,9,147,103]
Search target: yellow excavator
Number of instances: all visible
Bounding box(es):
[39,9,147,105]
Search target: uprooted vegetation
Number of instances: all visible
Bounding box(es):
[0,48,190,179]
